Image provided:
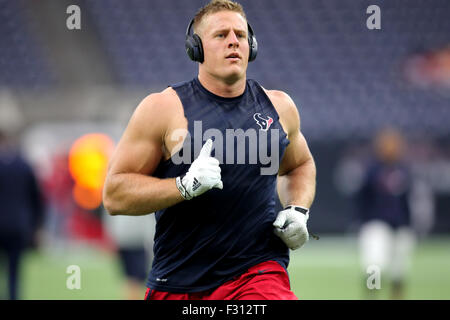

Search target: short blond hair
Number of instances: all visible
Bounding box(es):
[193,0,247,32]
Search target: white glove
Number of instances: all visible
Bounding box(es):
[273,205,309,250]
[176,139,223,200]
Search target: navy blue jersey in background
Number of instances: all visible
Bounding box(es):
[356,160,412,230]
[0,150,43,246]
[147,77,290,293]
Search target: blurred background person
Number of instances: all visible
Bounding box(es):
[355,128,417,300]
[0,129,44,300]
[104,213,155,300]
[41,151,75,251]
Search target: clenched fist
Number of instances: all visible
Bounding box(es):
[273,205,310,250]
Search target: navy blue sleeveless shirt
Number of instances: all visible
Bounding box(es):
[146,77,290,293]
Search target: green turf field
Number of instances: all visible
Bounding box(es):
[289,236,450,299]
[15,236,450,300]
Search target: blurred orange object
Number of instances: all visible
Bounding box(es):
[68,133,115,210]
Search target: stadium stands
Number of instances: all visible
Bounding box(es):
[1,0,449,140]
[0,0,54,88]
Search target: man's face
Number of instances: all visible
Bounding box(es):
[197,11,250,82]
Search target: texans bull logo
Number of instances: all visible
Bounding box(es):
[253,113,273,131]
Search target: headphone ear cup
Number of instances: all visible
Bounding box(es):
[192,34,204,63]
[185,34,204,63]
[248,35,258,62]
[185,35,198,62]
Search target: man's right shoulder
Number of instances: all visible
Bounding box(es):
[137,87,182,115]
[127,87,184,139]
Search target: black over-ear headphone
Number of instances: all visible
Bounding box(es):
[185,18,258,63]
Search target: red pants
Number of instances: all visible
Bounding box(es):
[144,260,298,300]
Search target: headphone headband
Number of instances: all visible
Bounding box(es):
[185,18,258,63]
[186,18,195,38]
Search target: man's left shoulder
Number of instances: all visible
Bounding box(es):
[263,88,296,109]
[263,88,290,101]
[263,89,299,121]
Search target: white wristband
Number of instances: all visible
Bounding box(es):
[176,175,192,200]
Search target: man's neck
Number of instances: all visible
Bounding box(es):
[197,72,246,98]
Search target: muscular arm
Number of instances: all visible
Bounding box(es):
[267,91,316,209]
[103,91,184,216]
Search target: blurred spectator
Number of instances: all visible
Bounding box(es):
[403,45,450,90]
[41,152,75,249]
[355,128,416,300]
[0,130,44,300]
[104,212,155,300]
